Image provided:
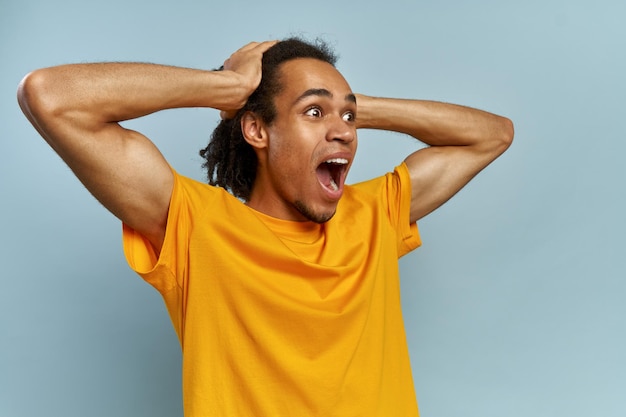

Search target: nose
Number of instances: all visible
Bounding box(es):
[325,115,356,143]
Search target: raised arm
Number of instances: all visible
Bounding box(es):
[17,41,276,253]
[355,95,514,223]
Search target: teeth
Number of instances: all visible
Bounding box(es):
[329,178,339,191]
[325,158,348,165]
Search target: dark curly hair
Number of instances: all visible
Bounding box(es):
[199,37,338,201]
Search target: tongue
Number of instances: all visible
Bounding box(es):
[316,164,337,191]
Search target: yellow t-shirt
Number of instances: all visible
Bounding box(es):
[123,163,421,417]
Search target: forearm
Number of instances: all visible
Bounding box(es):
[18,62,249,128]
[355,94,513,149]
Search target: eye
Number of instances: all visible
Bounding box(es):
[304,106,322,118]
[342,111,355,122]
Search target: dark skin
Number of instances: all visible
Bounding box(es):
[18,40,513,254]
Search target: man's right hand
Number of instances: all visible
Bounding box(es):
[219,40,278,120]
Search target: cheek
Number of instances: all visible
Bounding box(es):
[267,137,305,185]
[267,122,323,181]
[271,132,312,168]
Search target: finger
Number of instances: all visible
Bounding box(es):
[236,41,263,52]
[224,40,278,70]
[237,40,278,54]
[253,40,279,53]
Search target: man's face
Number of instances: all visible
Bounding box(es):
[250,58,358,223]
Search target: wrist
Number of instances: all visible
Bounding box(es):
[206,70,256,112]
[355,94,375,129]
[355,94,391,130]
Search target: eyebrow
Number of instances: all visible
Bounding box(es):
[293,88,357,105]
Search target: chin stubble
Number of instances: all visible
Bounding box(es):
[294,200,335,224]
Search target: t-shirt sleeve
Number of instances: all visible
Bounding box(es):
[388,163,421,257]
[122,169,189,295]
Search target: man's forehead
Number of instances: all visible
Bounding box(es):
[279,59,353,98]
[293,88,356,106]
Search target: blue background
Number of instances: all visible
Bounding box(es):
[2,0,625,416]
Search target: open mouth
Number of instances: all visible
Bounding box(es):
[316,158,349,195]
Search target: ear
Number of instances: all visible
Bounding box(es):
[241,111,268,149]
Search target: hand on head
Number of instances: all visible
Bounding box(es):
[219,40,278,120]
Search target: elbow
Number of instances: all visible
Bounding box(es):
[17,69,61,124]
[17,72,34,119]
[18,71,39,115]
[501,116,515,147]
[492,116,514,155]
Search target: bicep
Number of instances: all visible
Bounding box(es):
[404,144,499,223]
[43,119,173,251]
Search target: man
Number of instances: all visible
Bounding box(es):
[18,38,513,416]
